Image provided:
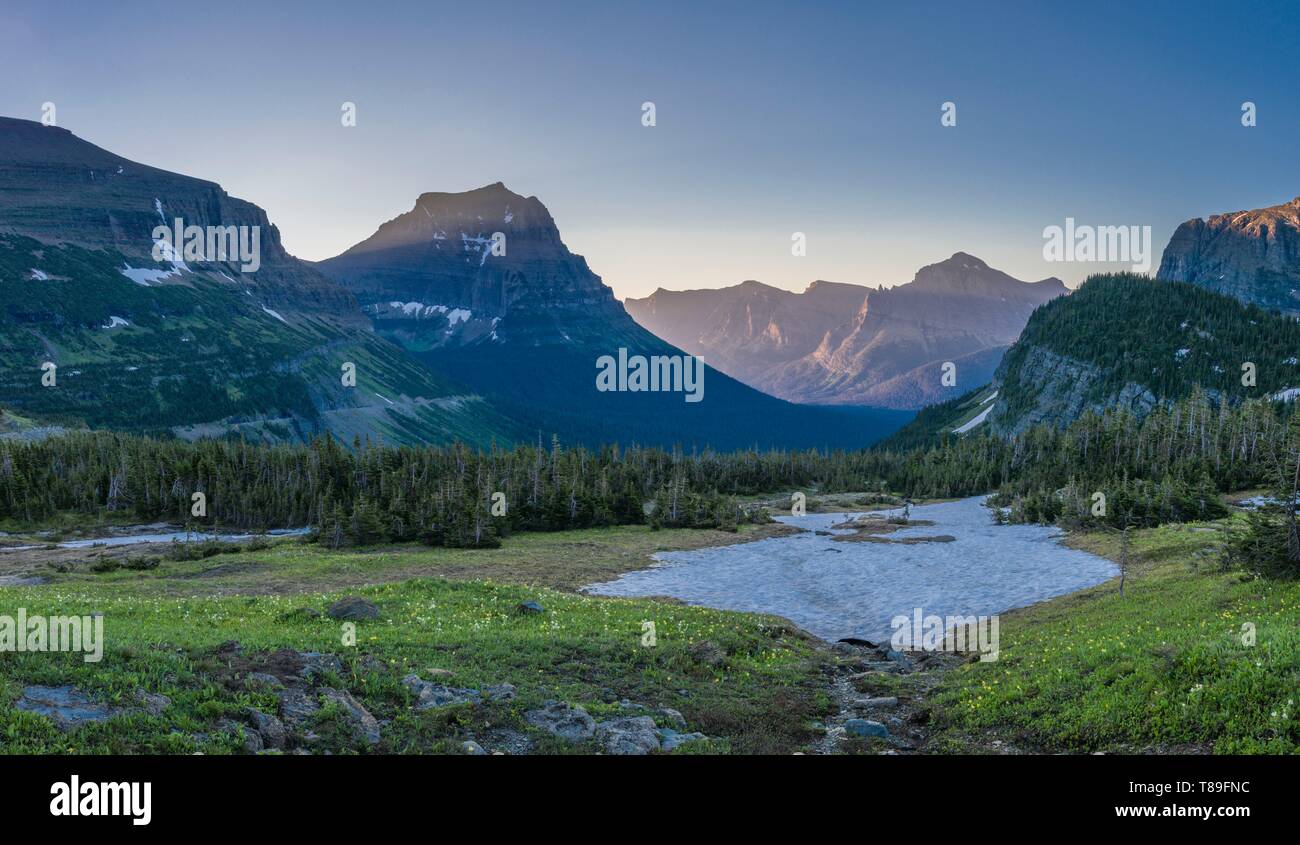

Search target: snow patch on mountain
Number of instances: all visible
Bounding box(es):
[954,402,995,434]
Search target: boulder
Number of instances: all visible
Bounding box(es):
[320,688,381,746]
[326,596,379,621]
[277,688,320,726]
[658,728,708,752]
[524,701,595,742]
[845,718,890,739]
[595,716,661,755]
[244,708,287,749]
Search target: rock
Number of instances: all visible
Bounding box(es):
[845,718,890,739]
[462,740,487,756]
[483,683,516,702]
[244,672,285,691]
[690,640,726,666]
[218,718,263,752]
[524,701,595,742]
[400,673,513,710]
[326,596,379,621]
[595,716,661,755]
[658,728,708,752]
[855,696,899,709]
[425,668,454,679]
[15,685,120,729]
[884,650,914,670]
[244,708,287,749]
[277,688,320,726]
[320,688,381,746]
[133,689,171,716]
[293,651,343,682]
[402,674,481,710]
[515,600,544,615]
[654,707,687,729]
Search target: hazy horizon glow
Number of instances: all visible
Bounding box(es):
[3,0,1299,299]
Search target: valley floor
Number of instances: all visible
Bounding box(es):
[0,500,1295,755]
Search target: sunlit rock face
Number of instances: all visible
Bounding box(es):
[626,253,1066,409]
[1158,197,1300,315]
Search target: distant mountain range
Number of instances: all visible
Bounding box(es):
[7,114,1296,452]
[316,184,910,448]
[625,253,1066,409]
[1158,196,1300,315]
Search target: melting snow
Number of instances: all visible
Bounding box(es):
[980,390,998,405]
[953,402,995,434]
[261,305,288,324]
[29,269,49,281]
[1175,348,1191,360]
[586,497,1119,641]
[120,265,180,286]
[374,393,395,406]
[102,316,129,329]
[1271,387,1300,402]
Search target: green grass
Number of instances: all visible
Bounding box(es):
[0,523,827,754]
[928,518,1300,753]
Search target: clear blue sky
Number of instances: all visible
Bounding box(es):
[2,0,1298,298]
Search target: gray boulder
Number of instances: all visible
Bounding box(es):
[845,718,890,739]
[658,728,709,752]
[524,701,595,742]
[595,716,661,755]
[244,708,287,749]
[320,688,381,746]
[326,596,380,621]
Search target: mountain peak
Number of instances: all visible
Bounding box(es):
[1157,195,1300,313]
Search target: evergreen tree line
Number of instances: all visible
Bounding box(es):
[0,390,1295,549]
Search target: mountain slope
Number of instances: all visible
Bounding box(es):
[0,117,521,446]
[625,253,1066,409]
[1157,196,1300,314]
[883,273,1300,445]
[317,185,911,449]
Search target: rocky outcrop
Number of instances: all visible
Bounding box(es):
[988,345,1159,436]
[1157,196,1300,314]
